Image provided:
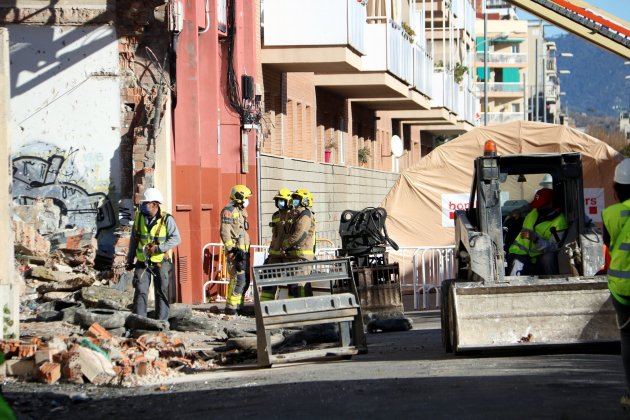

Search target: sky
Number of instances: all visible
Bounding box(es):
[515,0,630,38]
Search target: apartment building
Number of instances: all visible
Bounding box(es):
[258,0,476,246]
[474,0,528,126]
[527,22,563,124]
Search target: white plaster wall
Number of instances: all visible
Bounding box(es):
[8,25,120,251]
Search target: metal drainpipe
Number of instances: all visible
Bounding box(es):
[256,131,262,245]
[198,0,211,34]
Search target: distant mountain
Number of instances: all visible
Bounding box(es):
[552,34,628,117]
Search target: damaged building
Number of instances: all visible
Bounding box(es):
[1,0,261,321]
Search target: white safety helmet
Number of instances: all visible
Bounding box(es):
[142,187,163,203]
[539,174,553,188]
[615,159,630,185]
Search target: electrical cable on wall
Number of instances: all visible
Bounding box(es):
[226,0,262,127]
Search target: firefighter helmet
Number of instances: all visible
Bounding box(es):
[274,188,292,201]
[292,188,313,208]
[274,188,292,210]
[230,184,252,203]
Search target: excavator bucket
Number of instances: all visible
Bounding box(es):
[444,277,617,353]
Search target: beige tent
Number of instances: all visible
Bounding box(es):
[381,121,624,247]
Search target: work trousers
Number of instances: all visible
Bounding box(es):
[508,253,557,276]
[132,260,172,321]
[260,254,285,301]
[613,296,630,394]
[226,251,251,311]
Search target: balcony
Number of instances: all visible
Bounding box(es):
[476,52,527,66]
[455,81,477,125]
[315,17,429,110]
[261,0,366,72]
[482,112,524,125]
[476,82,524,97]
[431,70,456,111]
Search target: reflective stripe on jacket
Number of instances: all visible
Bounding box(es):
[508,209,567,257]
[135,210,170,263]
[220,202,250,251]
[603,200,630,296]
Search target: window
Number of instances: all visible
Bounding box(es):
[512,104,519,112]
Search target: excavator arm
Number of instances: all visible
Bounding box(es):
[505,0,630,59]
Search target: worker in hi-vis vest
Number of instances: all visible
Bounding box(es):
[260,188,293,302]
[281,188,316,297]
[508,187,567,276]
[603,158,630,410]
[126,187,181,322]
[220,184,252,315]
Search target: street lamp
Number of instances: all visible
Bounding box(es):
[559,70,571,74]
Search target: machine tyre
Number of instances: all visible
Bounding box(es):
[440,279,454,353]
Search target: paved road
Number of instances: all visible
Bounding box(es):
[5,311,628,419]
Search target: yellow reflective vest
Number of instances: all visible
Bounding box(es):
[135,210,171,263]
[603,199,630,298]
[508,208,567,258]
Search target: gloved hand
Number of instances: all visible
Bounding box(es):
[145,243,158,256]
[125,262,135,271]
[521,229,539,243]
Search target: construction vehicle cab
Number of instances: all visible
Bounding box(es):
[441,141,617,353]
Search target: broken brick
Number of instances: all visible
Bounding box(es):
[38,362,61,384]
[18,344,37,359]
[86,323,113,341]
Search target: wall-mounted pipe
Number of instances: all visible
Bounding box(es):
[198,0,210,34]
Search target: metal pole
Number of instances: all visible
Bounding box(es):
[534,40,539,122]
[542,55,547,123]
[523,73,527,120]
[483,0,488,126]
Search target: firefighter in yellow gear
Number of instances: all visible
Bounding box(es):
[282,188,316,297]
[220,184,252,315]
[260,188,293,301]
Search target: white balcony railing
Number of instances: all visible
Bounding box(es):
[482,112,524,125]
[476,52,527,64]
[364,18,414,85]
[455,80,477,124]
[413,46,433,97]
[263,0,366,55]
[432,70,455,111]
[387,20,414,84]
[476,82,524,95]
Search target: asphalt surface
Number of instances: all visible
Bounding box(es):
[3,311,629,419]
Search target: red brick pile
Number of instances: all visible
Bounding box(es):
[0,323,214,386]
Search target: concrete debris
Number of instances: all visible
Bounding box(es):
[0,322,215,386]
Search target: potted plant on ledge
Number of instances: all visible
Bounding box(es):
[324,138,337,163]
[357,146,371,166]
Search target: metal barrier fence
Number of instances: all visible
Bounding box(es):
[201,242,455,310]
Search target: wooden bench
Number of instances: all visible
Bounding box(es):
[252,258,367,367]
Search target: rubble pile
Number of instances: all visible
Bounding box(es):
[0,323,215,387]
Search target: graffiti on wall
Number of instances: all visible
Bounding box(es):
[12,147,116,236]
